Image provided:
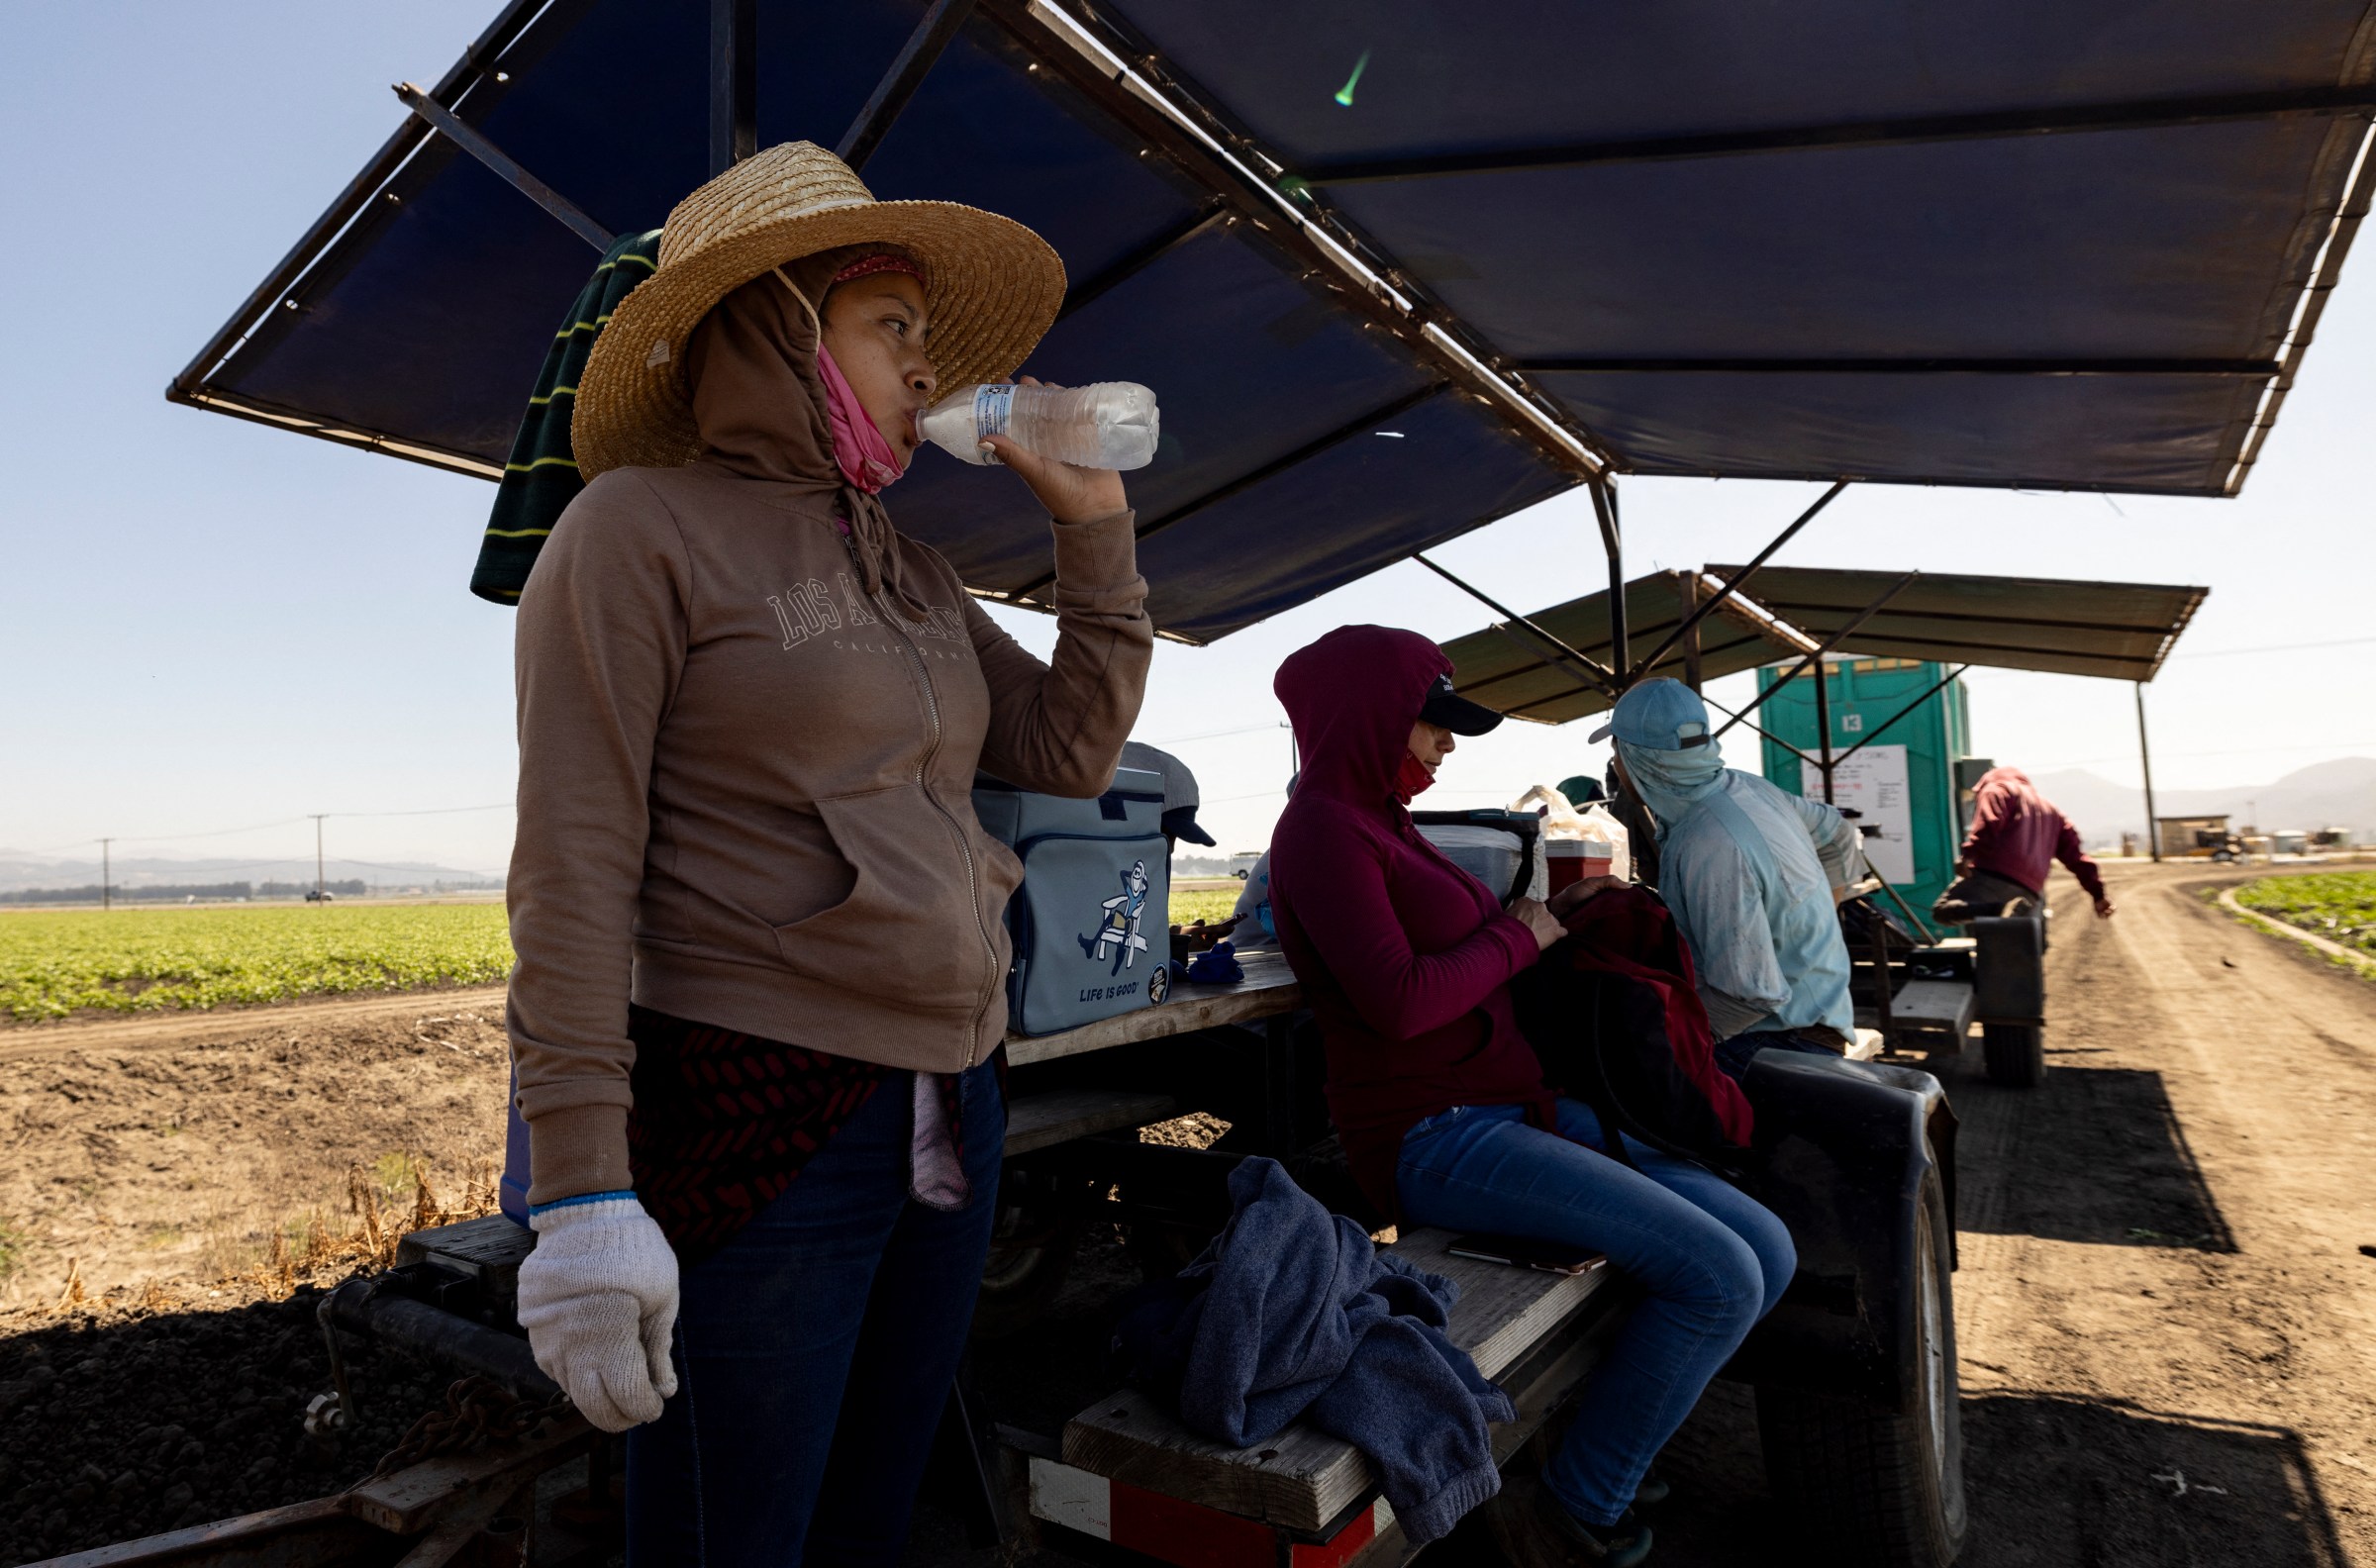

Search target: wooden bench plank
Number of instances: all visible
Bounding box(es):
[1006,1089,1184,1156]
[1059,1227,1614,1533]
[1006,951,1302,1067]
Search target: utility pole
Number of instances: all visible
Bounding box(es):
[311,815,328,902]
[2134,683,2160,862]
[99,838,113,911]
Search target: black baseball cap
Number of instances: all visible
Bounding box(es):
[1419,673,1505,736]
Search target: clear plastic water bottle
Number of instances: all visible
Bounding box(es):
[917,382,1160,470]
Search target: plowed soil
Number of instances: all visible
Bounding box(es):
[0,996,508,1304]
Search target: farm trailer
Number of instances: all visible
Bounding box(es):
[39,946,1968,1568]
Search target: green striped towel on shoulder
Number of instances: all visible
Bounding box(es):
[470,229,663,605]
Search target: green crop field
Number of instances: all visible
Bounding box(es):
[2232,872,2376,959]
[0,905,516,1024]
[2,887,1252,1023]
[1169,885,1243,928]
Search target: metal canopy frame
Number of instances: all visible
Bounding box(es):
[1706,568,2208,683]
[1443,559,2206,733]
[163,0,569,472]
[171,0,1619,599]
[171,0,2353,661]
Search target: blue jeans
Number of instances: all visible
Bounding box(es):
[626,1061,1005,1567]
[1714,1029,1839,1081]
[1395,1099,1793,1527]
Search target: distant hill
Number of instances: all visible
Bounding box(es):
[0,852,504,896]
[2023,757,2376,845]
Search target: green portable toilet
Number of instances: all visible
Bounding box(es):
[1752,657,1972,917]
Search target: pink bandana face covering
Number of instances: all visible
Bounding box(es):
[816,342,907,494]
[774,252,931,494]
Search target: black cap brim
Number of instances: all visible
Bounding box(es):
[1421,684,1505,736]
[1162,807,1218,846]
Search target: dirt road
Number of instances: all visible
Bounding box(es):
[1634,859,2376,1566]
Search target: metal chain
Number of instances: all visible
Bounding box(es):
[363,1374,572,1480]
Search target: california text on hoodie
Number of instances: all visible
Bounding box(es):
[1267,626,1552,1218]
[507,259,1153,1204]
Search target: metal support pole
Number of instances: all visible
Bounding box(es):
[1589,478,1627,683]
[312,816,327,901]
[710,0,758,175]
[393,84,613,251]
[1678,571,1704,692]
[1698,691,1816,766]
[837,0,976,173]
[100,838,112,912]
[1412,554,1620,694]
[1714,572,1918,742]
[1814,658,1836,803]
[1628,479,1847,681]
[2136,682,2161,862]
[1831,663,1972,769]
[1873,878,1939,944]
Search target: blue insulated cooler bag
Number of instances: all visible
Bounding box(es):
[973,767,1172,1035]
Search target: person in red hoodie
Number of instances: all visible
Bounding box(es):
[1932,765,2116,924]
[1269,626,1793,1568]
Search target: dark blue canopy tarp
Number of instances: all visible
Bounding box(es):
[1106,0,2376,495]
[174,0,1572,643]
[177,0,2376,639]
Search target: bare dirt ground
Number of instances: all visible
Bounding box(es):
[3,861,2373,1566]
[0,992,509,1307]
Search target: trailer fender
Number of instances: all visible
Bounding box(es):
[1725,1052,1957,1415]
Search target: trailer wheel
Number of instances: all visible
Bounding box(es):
[971,1203,1081,1340]
[1981,1023,2044,1088]
[1756,1168,1965,1568]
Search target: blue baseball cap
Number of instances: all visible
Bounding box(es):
[1587,678,1716,749]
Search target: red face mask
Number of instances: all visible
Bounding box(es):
[1392,751,1437,805]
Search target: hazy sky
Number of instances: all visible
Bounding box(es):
[6,3,2372,879]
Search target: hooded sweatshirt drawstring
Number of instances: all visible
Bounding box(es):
[684,254,933,620]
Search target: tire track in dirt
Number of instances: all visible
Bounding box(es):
[0,987,508,1062]
[1942,861,2376,1566]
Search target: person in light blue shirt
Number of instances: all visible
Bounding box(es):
[1592,679,1867,1079]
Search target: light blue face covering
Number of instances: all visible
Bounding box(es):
[1614,735,1728,836]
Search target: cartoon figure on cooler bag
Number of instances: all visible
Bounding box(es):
[1079,859,1153,975]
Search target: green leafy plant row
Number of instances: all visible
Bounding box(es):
[2230,872,2376,959]
[0,905,516,1023]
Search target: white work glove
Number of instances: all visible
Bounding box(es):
[516,1194,680,1431]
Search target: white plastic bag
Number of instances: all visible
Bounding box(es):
[1511,784,1632,883]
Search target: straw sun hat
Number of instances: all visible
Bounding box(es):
[573,141,1067,478]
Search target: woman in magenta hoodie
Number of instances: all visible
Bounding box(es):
[1269,626,1793,1567]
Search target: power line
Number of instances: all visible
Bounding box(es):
[13,802,515,857]
[2172,635,2376,659]
[1143,723,1284,746]
[2022,738,2376,768]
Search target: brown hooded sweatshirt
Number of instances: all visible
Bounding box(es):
[507,258,1153,1204]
